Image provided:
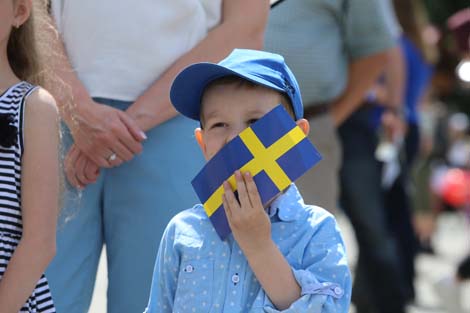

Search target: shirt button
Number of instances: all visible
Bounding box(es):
[185,265,194,273]
[231,274,240,284]
[334,287,343,295]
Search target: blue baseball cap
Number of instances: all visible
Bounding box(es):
[170,49,303,121]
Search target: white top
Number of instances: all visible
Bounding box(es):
[52,0,222,101]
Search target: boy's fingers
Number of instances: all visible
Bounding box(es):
[222,194,232,221]
[223,181,240,211]
[244,172,262,208]
[235,171,251,210]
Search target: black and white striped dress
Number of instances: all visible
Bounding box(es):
[0,82,56,312]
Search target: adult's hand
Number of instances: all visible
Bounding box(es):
[69,98,146,168]
[381,109,407,142]
[64,144,103,189]
[46,16,146,166]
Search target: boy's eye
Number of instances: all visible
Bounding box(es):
[248,119,259,125]
[210,122,227,129]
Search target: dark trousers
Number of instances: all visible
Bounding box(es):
[339,109,407,313]
[384,123,420,301]
[458,255,470,279]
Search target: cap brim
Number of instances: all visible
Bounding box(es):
[170,63,285,120]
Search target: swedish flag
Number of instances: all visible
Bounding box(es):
[192,105,322,239]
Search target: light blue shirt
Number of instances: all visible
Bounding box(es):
[264,0,400,107]
[145,184,352,313]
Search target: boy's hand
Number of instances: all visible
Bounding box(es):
[223,171,272,254]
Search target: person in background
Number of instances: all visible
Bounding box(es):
[45,1,271,312]
[265,1,407,312]
[372,0,436,303]
[433,112,470,313]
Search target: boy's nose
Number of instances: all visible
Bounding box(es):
[226,131,239,143]
[226,124,248,143]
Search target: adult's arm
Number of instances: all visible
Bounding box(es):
[330,0,401,126]
[382,45,406,110]
[126,0,270,131]
[46,21,145,168]
[329,50,391,126]
[379,45,408,141]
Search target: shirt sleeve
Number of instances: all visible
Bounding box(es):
[144,222,180,313]
[344,0,401,60]
[258,214,352,313]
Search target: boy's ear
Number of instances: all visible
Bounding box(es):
[13,0,32,27]
[194,128,207,155]
[296,118,310,136]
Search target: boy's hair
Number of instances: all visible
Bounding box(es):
[8,0,53,87]
[200,75,295,128]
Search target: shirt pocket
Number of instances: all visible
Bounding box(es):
[173,258,214,313]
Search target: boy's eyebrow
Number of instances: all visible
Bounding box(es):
[204,107,267,121]
[202,108,222,122]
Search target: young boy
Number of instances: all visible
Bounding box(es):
[145,49,351,313]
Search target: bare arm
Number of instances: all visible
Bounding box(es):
[126,0,270,131]
[0,89,59,312]
[369,45,407,141]
[223,171,300,310]
[382,45,406,110]
[46,22,145,168]
[330,50,392,126]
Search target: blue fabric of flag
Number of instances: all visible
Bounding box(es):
[192,136,252,204]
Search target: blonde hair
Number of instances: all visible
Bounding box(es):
[7,0,54,88]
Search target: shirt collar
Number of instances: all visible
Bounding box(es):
[266,184,305,222]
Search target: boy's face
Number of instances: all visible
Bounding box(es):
[195,82,309,160]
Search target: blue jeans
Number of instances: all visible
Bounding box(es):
[46,98,205,313]
[339,108,406,313]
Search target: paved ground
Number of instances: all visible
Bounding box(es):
[89,211,470,313]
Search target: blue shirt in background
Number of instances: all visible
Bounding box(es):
[370,35,434,129]
[401,36,434,125]
[145,184,351,313]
